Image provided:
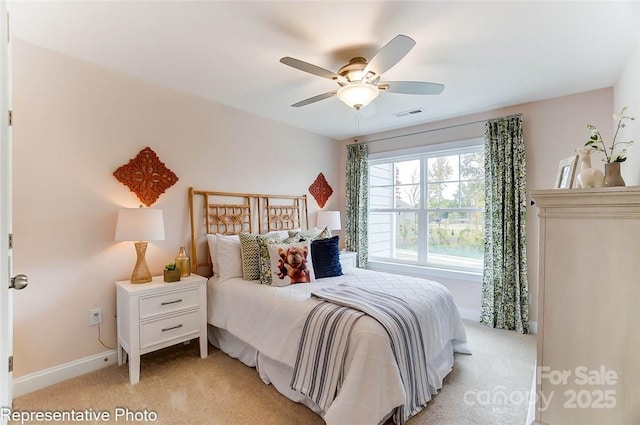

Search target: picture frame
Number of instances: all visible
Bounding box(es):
[555,155,578,189]
[571,154,583,189]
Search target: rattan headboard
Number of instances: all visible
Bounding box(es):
[188,187,309,276]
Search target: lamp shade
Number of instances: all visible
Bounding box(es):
[336,83,379,110]
[316,210,341,231]
[115,208,165,241]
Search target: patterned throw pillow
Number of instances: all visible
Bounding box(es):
[282,233,303,244]
[288,227,320,240]
[239,231,280,281]
[267,240,315,287]
[314,227,332,240]
[257,233,282,285]
[286,227,332,242]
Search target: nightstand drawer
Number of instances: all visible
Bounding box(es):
[139,288,200,319]
[140,310,200,349]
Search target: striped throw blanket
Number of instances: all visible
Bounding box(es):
[291,284,430,425]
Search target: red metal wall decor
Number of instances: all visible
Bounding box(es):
[308,172,333,208]
[113,147,178,207]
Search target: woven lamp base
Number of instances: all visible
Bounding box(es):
[130,241,152,284]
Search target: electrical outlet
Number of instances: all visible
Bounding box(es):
[89,308,103,326]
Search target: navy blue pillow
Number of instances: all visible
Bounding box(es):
[311,236,343,279]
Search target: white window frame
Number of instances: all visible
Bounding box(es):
[367,138,484,282]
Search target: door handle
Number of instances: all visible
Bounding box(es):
[10,274,28,290]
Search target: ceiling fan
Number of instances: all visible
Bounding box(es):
[280,34,444,111]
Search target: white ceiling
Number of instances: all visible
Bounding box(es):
[10,1,640,140]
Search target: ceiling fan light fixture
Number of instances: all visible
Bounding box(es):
[281,35,443,109]
[337,83,379,110]
[346,70,364,82]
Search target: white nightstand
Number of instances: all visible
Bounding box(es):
[339,250,357,268]
[116,274,208,384]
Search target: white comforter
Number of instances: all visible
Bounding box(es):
[207,267,468,425]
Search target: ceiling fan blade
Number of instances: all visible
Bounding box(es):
[363,35,416,78]
[291,91,337,107]
[280,57,339,80]
[380,81,445,95]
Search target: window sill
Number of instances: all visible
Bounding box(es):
[367,260,482,283]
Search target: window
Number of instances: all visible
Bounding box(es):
[368,140,485,275]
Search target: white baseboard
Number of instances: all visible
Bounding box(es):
[459,309,538,335]
[13,350,117,397]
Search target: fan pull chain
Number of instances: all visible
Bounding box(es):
[354,110,360,143]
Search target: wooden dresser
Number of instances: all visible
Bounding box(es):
[531,187,640,425]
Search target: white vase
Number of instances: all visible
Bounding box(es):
[578,168,604,188]
[575,148,603,188]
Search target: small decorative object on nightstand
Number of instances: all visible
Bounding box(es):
[163,263,180,283]
[175,247,191,278]
[339,250,357,268]
[116,274,208,384]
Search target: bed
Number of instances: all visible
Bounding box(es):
[188,188,469,425]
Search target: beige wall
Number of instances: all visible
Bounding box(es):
[339,88,614,324]
[11,41,341,377]
[12,36,619,378]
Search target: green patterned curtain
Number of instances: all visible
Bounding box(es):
[481,115,529,333]
[345,143,368,267]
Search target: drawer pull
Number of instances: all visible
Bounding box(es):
[160,299,183,306]
[161,324,183,332]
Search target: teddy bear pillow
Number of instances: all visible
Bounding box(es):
[267,240,315,287]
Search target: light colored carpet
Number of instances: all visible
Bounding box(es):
[10,321,536,425]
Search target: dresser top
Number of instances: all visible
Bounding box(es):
[532,186,640,208]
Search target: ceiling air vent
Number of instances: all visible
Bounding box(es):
[393,108,424,118]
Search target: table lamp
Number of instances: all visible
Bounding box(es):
[316,210,341,232]
[115,207,165,284]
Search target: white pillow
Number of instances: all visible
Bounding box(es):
[217,235,243,281]
[206,234,241,279]
[206,234,219,275]
[267,240,315,287]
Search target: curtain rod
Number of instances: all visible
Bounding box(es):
[355,113,523,145]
